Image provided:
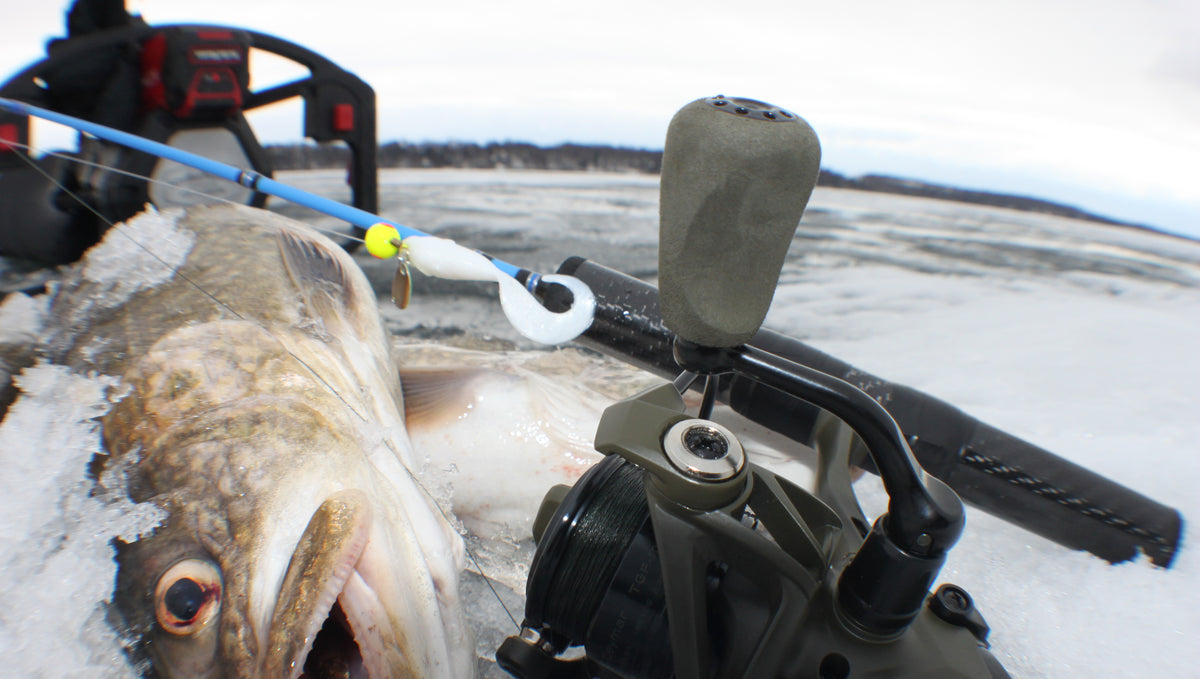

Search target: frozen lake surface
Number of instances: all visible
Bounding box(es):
[2,169,1198,677]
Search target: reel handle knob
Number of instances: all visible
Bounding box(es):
[658,96,821,348]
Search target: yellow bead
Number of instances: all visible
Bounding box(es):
[364,223,401,259]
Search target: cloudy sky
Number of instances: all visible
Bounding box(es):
[3,0,1198,238]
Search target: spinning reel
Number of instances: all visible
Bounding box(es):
[497,97,1010,679]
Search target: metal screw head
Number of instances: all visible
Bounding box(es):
[663,419,745,481]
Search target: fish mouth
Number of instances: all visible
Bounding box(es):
[267,489,402,679]
[301,560,401,679]
[300,595,367,678]
[301,600,363,678]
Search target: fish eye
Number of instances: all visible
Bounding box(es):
[154,559,222,635]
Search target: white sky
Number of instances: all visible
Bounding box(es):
[2,0,1198,238]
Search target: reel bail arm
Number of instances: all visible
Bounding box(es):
[656,96,964,636]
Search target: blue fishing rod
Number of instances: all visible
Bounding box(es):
[0,96,595,345]
[0,97,504,271]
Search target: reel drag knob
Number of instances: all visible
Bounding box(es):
[662,419,744,482]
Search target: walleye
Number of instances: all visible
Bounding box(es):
[31,203,474,678]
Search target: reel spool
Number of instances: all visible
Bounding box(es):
[501,414,771,679]
[517,454,671,679]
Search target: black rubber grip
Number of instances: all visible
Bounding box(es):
[559,257,1183,567]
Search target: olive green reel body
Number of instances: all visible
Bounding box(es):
[498,382,1008,679]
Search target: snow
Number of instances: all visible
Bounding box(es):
[0,210,190,677]
[764,191,1200,678]
[0,364,164,678]
[1,169,1198,677]
[80,206,195,301]
[0,292,47,342]
[778,267,1200,676]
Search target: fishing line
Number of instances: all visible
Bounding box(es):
[2,97,596,346]
[6,143,370,423]
[412,473,522,631]
[3,139,365,246]
[9,139,522,632]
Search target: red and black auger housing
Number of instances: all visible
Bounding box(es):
[0,0,377,264]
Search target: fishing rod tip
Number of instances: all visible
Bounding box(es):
[536,279,577,313]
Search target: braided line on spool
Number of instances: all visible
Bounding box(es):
[537,456,650,641]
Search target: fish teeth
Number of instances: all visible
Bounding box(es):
[337,569,395,679]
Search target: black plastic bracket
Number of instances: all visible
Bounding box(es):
[0,21,377,243]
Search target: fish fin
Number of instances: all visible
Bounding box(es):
[399,367,491,430]
[277,228,367,334]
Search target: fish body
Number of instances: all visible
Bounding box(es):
[35,204,473,678]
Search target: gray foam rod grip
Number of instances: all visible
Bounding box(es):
[659,96,821,347]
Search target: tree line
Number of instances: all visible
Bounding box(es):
[267,141,663,173]
[265,141,1143,229]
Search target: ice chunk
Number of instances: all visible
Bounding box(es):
[0,363,163,677]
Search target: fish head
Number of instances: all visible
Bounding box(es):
[107,321,473,678]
